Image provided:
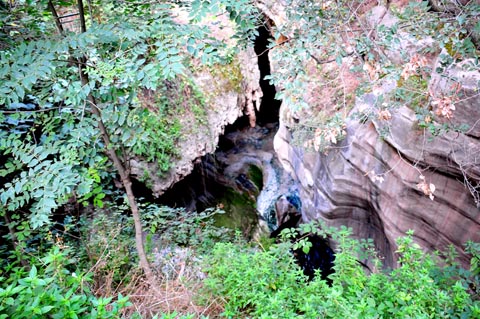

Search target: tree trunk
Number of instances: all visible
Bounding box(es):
[84,91,155,282]
[47,0,64,35]
[47,0,155,282]
[76,0,154,282]
[78,0,154,282]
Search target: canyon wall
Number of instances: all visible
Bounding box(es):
[261,1,480,267]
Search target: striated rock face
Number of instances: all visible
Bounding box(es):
[264,2,480,267]
[275,99,480,267]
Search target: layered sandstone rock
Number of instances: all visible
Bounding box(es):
[275,101,480,267]
[265,2,480,267]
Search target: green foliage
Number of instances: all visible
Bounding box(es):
[291,112,347,152]
[2,1,479,317]
[3,199,480,319]
[204,241,306,318]
[125,106,181,173]
[142,205,233,253]
[190,0,261,46]
[0,196,238,317]
[0,0,239,240]
[206,59,244,94]
[204,223,480,318]
[0,245,130,319]
[0,200,235,318]
[256,0,479,152]
[153,312,206,319]
[395,75,429,109]
[65,196,233,287]
[74,209,138,287]
[161,76,210,126]
[0,107,104,229]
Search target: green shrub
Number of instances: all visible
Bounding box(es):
[203,224,480,318]
[74,209,138,290]
[0,246,130,319]
[142,205,233,253]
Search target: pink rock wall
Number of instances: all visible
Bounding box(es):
[267,2,480,267]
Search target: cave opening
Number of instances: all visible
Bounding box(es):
[124,24,335,280]
[254,25,281,125]
[154,25,281,238]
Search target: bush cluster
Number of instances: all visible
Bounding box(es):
[203,225,480,318]
[2,206,480,318]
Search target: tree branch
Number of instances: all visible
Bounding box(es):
[47,0,64,34]
[308,50,354,65]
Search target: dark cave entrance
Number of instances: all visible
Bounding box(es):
[254,25,281,125]
[155,26,281,237]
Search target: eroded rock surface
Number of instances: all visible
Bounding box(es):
[131,47,262,196]
[265,2,480,267]
[275,102,480,267]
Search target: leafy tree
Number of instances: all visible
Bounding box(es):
[0,0,256,278]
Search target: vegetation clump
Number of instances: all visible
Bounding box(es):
[203,224,480,318]
[1,0,480,318]
[3,212,479,318]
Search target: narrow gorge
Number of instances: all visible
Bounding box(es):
[143,1,480,270]
[154,26,297,238]
[2,0,480,317]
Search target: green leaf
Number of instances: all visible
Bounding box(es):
[5,297,15,306]
[28,158,39,168]
[41,306,54,314]
[29,265,37,278]
[302,241,312,254]
[335,55,342,66]
[187,46,195,55]
[475,21,480,34]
